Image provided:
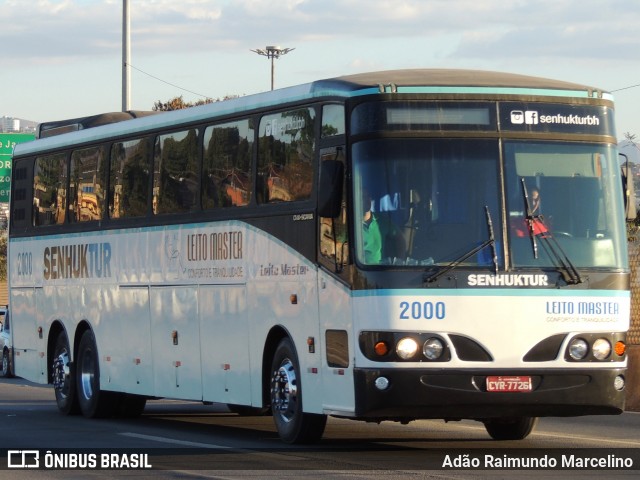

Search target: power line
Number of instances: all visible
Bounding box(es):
[611,83,640,93]
[126,62,213,100]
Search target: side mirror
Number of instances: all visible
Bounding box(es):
[318,159,344,218]
[620,153,637,221]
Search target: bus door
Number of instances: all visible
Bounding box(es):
[317,145,355,412]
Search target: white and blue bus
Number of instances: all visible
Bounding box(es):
[9,69,630,443]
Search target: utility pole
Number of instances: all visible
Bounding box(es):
[122,0,131,111]
[250,46,295,91]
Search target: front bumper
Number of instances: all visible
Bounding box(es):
[354,367,626,420]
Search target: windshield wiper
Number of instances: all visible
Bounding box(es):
[425,206,498,283]
[520,179,583,285]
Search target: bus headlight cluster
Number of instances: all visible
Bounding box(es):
[566,335,624,362]
[361,332,451,362]
[395,336,445,361]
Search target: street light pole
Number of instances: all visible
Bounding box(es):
[122,0,131,112]
[250,46,295,90]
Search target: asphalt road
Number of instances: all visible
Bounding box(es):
[1,376,639,479]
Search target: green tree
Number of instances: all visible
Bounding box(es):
[153,95,241,111]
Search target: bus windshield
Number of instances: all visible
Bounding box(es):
[505,141,627,270]
[353,138,501,267]
[353,139,627,271]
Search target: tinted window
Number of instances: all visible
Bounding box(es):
[109,138,151,219]
[70,146,106,222]
[33,153,67,226]
[154,129,199,214]
[352,139,501,267]
[505,141,627,269]
[257,108,315,203]
[321,104,345,138]
[203,120,253,208]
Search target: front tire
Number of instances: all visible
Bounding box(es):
[76,329,117,418]
[484,417,538,440]
[270,338,327,444]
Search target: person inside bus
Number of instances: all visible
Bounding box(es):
[512,185,547,238]
[362,190,383,264]
[530,187,542,215]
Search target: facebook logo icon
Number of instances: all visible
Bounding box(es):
[525,111,539,125]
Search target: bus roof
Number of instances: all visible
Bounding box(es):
[15,68,610,157]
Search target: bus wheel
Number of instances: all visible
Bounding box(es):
[270,338,327,444]
[484,417,538,440]
[76,330,116,418]
[52,331,79,415]
[2,349,13,378]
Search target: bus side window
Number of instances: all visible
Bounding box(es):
[321,104,346,138]
[70,146,107,223]
[319,146,349,269]
[202,120,253,209]
[33,153,68,226]
[11,158,33,231]
[153,129,199,214]
[257,108,316,204]
[109,138,151,219]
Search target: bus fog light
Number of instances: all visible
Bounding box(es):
[568,338,588,360]
[396,338,419,360]
[423,338,444,360]
[614,375,625,391]
[374,377,390,391]
[592,338,611,360]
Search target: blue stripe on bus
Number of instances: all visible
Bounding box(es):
[352,288,629,298]
[396,86,613,100]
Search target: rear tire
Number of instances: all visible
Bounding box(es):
[75,329,117,418]
[2,349,12,378]
[484,417,538,440]
[52,331,79,415]
[270,338,327,444]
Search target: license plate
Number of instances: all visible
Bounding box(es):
[486,376,532,392]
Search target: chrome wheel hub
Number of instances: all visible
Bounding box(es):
[271,359,298,422]
[52,352,70,391]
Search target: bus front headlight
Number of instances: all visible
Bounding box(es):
[423,337,444,360]
[592,338,611,360]
[568,338,589,360]
[396,337,419,360]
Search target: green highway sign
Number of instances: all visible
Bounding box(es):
[0,133,35,202]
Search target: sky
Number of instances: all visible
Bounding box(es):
[2,0,640,145]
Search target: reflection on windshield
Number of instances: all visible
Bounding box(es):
[353,139,501,267]
[506,141,627,269]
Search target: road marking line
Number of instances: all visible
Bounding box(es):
[119,432,307,462]
[442,421,640,446]
[119,432,231,449]
[530,431,640,447]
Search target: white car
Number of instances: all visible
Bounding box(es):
[0,306,13,377]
